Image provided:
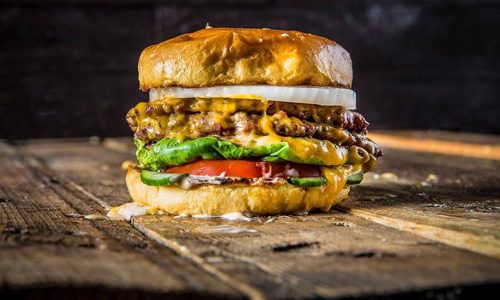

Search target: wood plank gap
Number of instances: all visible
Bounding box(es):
[22,156,111,211]
[368,133,500,160]
[18,139,500,297]
[335,204,500,259]
[8,143,242,297]
[132,219,266,300]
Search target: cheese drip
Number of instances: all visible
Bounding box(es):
[294,165,351,212]
[130,97,377,169]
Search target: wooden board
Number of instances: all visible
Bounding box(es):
[4,131,498,299]
[350,131,500,258]
[0,142,241,298]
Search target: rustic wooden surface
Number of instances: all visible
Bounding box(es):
[1,131,500,299]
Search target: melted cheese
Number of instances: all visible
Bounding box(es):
[159,97,267,114]
[296,165,348,212]
[221,93,266,101]
[226,134,349,166]
[131,97,375,168]
[321,166,348,196]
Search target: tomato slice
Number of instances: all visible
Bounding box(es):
[165,160,321,179]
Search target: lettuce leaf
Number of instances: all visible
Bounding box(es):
[135,137,324,171]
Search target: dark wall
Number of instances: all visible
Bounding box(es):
[1,0,499,139]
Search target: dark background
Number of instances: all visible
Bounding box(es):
[1,0,499,140]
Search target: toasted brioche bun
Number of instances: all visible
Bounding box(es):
[138,27,352,91]
[126,167,349,215]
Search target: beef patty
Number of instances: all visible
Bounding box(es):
[128,99,382,157]
[130,98,369,133]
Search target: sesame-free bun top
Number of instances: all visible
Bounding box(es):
[138,27,353,91]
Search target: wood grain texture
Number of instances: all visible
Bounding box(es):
[0,142,241,298]
[368,132,500,160]
[18,135,500,298]
[370,130,500,146]
[135,214,500,299]
[339,144,500,258]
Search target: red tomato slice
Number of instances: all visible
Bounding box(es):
[165,160,321,179]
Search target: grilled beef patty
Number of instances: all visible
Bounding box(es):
[129,98,369,133]
[128,99,382,157]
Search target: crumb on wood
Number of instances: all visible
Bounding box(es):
[380,172,398,180]
[426,173,439,183]
[417,173,440,187]
[89,136,100,145]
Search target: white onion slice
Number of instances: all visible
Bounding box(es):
[149,85,356,109]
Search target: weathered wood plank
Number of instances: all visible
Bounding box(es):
[0,142,241,298]
[20,138,500,298]
[136,213,500,299]
[18,140,263,298]
[370,130,500,146]
[339,131,500,258]
[368,132,500,160]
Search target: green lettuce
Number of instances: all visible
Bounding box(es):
[135,137,324,171]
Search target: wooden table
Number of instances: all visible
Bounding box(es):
[1,131,499,299]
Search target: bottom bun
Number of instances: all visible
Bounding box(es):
[126,167,350,215]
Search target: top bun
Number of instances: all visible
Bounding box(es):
[138,27,353,91]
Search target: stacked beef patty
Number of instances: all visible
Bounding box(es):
[127,98,382,159]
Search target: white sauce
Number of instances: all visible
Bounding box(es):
[194,225,258,234]
[220,212,254,221]
[179,177,194,189]
[106,202,159,221]
[192,212,254,222]
[262,168,273,179]
[285,168,299,178]
[83,214,107,220]
[293,210,309,216]
[179,175,224,189]
[264,217,277,224]
[173,213,190,219]
[66,213,107,220]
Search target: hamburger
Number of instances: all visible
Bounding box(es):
[124,27,382,215]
